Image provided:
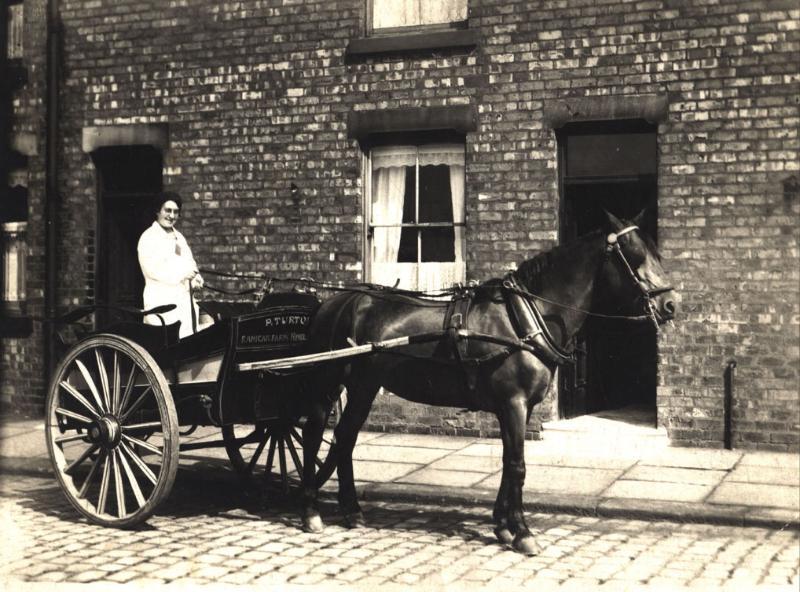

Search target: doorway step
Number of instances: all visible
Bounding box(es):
[540,404,669,458]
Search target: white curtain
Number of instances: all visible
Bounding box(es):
[373,0,466,29]
[371,146,413,265]
[449,163,465,264]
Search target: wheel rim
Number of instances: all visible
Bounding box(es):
[222,397,342,493]
[46,335,179,527]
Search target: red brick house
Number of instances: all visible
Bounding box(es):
[2,0,798,450]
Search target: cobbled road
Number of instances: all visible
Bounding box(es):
[1,469,798,590]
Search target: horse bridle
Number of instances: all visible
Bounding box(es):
[605,225,672,330]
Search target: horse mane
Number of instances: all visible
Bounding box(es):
[515,230,602,293]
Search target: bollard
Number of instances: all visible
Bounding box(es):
[723,359,737,450]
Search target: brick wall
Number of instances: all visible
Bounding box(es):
[3,0,798,450]
[1,0,48,418]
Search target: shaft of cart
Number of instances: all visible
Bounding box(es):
[237,332,448,372]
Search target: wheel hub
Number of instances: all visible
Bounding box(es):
[90,415,122,449]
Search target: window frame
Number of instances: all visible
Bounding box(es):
[364,133,467,291]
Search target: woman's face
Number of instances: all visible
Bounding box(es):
[156,200,180,230]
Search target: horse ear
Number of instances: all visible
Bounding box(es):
[633,209,647,227]
[603,209,623,230]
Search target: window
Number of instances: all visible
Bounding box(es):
[7,3,24,59]
[371,0,467,32]
[368,143,466,291]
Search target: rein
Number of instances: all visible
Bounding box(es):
[506,226,669,330]
[199,226,666,326]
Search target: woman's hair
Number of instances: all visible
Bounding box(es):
[155,191,183,214]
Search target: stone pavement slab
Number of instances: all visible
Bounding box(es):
[726,465,800,486]
[640,448,742,470]
[623,465,727,486]
[602,480,714,503]
[398,467,489,488]
[480,466,623,496]
[352,443,451,464]
[709,482,800,511]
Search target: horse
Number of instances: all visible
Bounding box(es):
[298,211,677,555]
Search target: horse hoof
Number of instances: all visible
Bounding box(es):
[494,526,514,546]
[343,511,366,528]
[302,514,324,533]
[513,534,542,556]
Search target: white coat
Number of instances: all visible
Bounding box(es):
[137,221,202,339]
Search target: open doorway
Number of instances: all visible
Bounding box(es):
[557,120,659,424]
[92,146,162,325]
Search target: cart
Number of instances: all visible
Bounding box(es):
[45,289,342,528]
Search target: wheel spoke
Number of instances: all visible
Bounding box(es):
[117,447,146,509]
[246,428,270,473]
[64,443,100,475]
[75,359,107,414]
[95,349,112,414]
[120,441,158,486]
[55,432,91,445]
[291,427,304,446]
[55,407,93,425]
[121,422,163,432]
[122,433,162,456]
[116,362,138,415]
[112,352,121,417]
[112,451,127,518]
[264,436,277,477]
[79,450,106,498]
[278,438,288,491]
[98,454,111,515]
[285,432,303,475]
[119,385,153,423]
[59,381,101,420]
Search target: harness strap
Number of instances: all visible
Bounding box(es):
[502,273,574,366]
[443,287,480,407]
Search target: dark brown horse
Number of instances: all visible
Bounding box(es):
[299,211,677,554]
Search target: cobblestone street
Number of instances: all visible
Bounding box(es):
[1,470,797,590]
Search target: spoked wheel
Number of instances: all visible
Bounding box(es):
[45,334,180,528]
[222,394,343,493]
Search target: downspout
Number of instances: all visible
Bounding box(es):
[44,0,61,386]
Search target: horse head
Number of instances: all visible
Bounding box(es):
[596,210,678,326]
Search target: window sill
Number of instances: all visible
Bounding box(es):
[346,29,478,59]
[0,315,33,338]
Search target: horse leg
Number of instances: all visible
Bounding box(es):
[333,382,377,528]
[300,393,335,533]
[497,395,541,555]
[492,459,513,545]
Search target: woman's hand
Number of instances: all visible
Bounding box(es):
[190,272,204,289]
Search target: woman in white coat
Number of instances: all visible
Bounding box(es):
[137,193,204,339]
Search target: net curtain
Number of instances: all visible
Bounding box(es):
[372,0,468,29]
[370,144,465,266]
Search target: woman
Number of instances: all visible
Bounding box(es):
[137,192,204,338]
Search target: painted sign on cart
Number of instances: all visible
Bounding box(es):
[234,305,316,352]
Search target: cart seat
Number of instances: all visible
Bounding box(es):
[198,301,256,322]
[101,321,181,354]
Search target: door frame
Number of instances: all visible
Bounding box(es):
[556,119,660,420]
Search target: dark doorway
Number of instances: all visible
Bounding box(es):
[92,146,162,325]
[557,120,659,421]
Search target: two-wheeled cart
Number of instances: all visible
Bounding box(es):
[45,289,342,528]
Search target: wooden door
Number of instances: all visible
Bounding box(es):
[93,146,162,325]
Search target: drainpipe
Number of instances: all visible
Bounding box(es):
[44,0,61,387]
[723,359,736,450]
